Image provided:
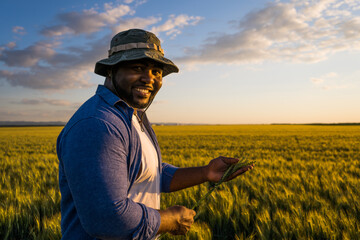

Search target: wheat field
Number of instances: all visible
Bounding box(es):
[1,125,359,239]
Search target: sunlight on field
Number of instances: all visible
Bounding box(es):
[1,125,359,239]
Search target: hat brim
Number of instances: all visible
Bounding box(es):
[94,48,179,77]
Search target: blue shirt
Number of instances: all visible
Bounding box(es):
[57,85,178,239]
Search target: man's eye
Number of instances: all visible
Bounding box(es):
[132,66,143,72]
[153,69,162,76]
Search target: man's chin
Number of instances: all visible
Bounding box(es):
[132,100,151,109]
[126,95,155,109]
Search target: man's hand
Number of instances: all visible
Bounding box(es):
[205,156,254,183]
[157,205,196,235]
[169,156,254,192]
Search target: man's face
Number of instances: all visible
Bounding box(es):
[113,59,163,109]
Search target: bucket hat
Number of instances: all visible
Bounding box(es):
[95,29,179,77]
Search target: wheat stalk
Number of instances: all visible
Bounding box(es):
[192,157,255,219]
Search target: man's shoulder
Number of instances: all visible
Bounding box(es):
[60,94,131,139]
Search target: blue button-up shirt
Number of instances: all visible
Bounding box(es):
[57,85,178,239]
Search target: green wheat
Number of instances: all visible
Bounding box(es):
[192,158,256,215]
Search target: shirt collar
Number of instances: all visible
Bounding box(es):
[96,85,121,106]
[96,85,135,115]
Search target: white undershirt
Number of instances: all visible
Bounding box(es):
[127,114,161,210]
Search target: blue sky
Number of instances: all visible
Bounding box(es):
[1,0,360,124]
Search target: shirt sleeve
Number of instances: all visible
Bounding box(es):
[58,117,160,239]
[160,162,178,193]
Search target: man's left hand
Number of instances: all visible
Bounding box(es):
[204,156,254,183]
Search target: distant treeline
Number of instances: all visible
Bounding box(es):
[272,123,360,126]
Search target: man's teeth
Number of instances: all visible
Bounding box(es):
[135,88,149,93]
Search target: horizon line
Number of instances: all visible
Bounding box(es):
[1,120,360,127]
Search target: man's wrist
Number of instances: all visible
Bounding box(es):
[201,165,210,182]
[157,209,176,234]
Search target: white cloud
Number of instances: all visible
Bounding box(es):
[0,41,57,67]
[100,4,134,24]
[177,0,360,66]
[0,34,108,89]
[112,17,160,33]
[41,3,133,37]
[151,14,203,38]
[310,71,350,90]
[134,0,148,7]
[301,0,336,20]
[41,26,74,37]
[341,17,360,39]
[12,26,25,35]
[311,72,338,84]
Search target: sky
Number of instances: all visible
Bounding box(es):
[1,0,360,124]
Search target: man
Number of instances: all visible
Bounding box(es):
[57,29,254,239]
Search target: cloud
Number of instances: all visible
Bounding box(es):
[112,16,160,33]
[113,14,202,38]
[19,98,75,106]
[0,109,30,119]
[12,26,26,35]
[41,26,74,37]
[310,71,350,90]
[151,14,203,38]
[177,0,360,65]
[0,35,108,89]
[6,42,16,49]
[0,67,94,89]
[311,72,338,84]
[19,99,42,105]
[0,41,57,67]
[41,4,133,37]
[341,17,360,39]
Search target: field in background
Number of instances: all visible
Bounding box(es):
[1,125,359,239]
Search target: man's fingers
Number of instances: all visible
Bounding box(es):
[220,156,239,165]
[181,219,194,226]
[227,164,254,180]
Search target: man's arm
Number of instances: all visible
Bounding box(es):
[169,156,254,192]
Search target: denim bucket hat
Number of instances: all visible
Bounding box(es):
[95,29,179,77]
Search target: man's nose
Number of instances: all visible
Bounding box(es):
[141,69,155,84]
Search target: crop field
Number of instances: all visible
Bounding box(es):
[1,125,359,239]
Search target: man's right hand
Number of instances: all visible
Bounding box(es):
[157,205,196,235]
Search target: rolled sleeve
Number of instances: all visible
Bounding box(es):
[58,117,160,239]
[160,163,178,193]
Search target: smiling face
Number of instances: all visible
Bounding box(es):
[111,59,163,109]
